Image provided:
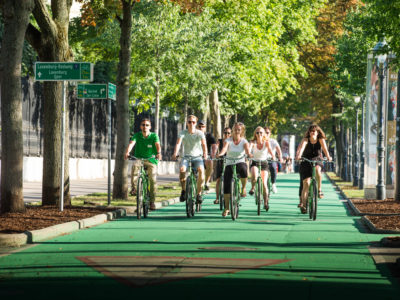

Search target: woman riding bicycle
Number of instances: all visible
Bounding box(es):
[295,124,332,213]
[249,127,275,211]
[217,122,251,217]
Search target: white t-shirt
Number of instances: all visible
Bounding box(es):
[251,141,269,161]
[267,138,279,159]
[226,137,248,166]
[179,129,205,157]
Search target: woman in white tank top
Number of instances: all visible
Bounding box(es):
[218,122,252,217]
[249,126,275,211]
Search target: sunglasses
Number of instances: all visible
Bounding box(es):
[224,131,231,134]
[256,132,263,135]
[199,125,206,128]
[187,121,196,124]
[265,132,271,134]
[141,123,150,127]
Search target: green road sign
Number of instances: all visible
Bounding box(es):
[35,62,93,81]
[108,83,116,100]
[77,84,107,99]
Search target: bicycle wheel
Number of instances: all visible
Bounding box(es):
[219,177,224,211]
[312,180,318,220]
[136,177,143,219]
[308,181,315,220]
[185,176,194,218]
[143,181,150,218]
[256,177,262,216]
[230,179,239,220]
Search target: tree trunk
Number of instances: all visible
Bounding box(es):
[184,92,188,129]
[0,0,34,213]
[201,95,209,127]
[113,0,133,199]
[209,89,221,139]
[25,0,73,206]
[154,73,160,136]
[224,115,231,129]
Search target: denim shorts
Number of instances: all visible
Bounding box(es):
[180,157,204,171]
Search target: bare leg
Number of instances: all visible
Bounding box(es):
[179,166,186,191]
[250,166,257,192]
[205,160,213,186]
[316,165,322,195]
[240,178,247,197]
[301,178,311,207]
[196,167,205,195]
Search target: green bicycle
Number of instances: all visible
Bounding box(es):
[227,156,246,221]
[299,157,327,221]
[250,158,269,215]
[181,155,203,218]
[211,157,226,211]
[130,156,153,220]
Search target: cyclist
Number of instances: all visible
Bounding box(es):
[172,115,208,204]
[124,118,162,211]
[264,127,283,193]
[249,127,275,211]
[295,124,332,213]
[196,120,217,191]
[217,122,251,217]
[214,127,232,204]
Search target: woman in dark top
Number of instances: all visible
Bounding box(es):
[295,124,332,213]
[214,127,231,204]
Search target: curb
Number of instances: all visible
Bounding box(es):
[0,189,213,248]
[361,216,400,234]
[0,208,126,248]
[325,173,400,234]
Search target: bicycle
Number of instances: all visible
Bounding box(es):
[210,157,226,211]
[180,155,203,218]
[298,157,327,221]
[249,158,269,215]
[226,155,246,221]
[129,155,153,220]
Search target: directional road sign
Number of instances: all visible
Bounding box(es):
[108,83,116,100]
[77,84,108,99]
[35,62,93,81]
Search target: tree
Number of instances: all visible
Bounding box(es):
[0,0,35,213]
[25,0,73,206]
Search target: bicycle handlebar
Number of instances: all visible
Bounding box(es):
[296,157,329,164]
[129,155,155,161]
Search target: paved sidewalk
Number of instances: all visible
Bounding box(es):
[1,173,399,299]
[23,174,179,203]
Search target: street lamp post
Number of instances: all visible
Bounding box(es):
[354,96,361,187]
[348,127,353,182]
[359,96,365,189]
[374,47,388,200]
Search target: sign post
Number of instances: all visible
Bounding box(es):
[35,62,93,212]
[77,83,116,205]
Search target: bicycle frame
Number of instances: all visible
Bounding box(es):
[130,156,152,219]
[181,155,202,217]
[299,157,327,220]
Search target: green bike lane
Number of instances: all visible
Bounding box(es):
[0,173,399,299]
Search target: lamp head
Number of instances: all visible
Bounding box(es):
[354,95,361,103]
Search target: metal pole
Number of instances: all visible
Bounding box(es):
[60,81,66,212]
[107,97,112,206]
[353,108,359,186]
[343,126,348,180]
[348,127,353,182]
[376,65,386,200]
[395,70,400,201]
[359,97,365,189]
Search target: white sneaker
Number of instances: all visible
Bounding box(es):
[272,184,277,194]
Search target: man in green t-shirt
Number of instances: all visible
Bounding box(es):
[124,118,162,210]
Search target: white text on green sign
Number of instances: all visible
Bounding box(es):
[35,62,93,81]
